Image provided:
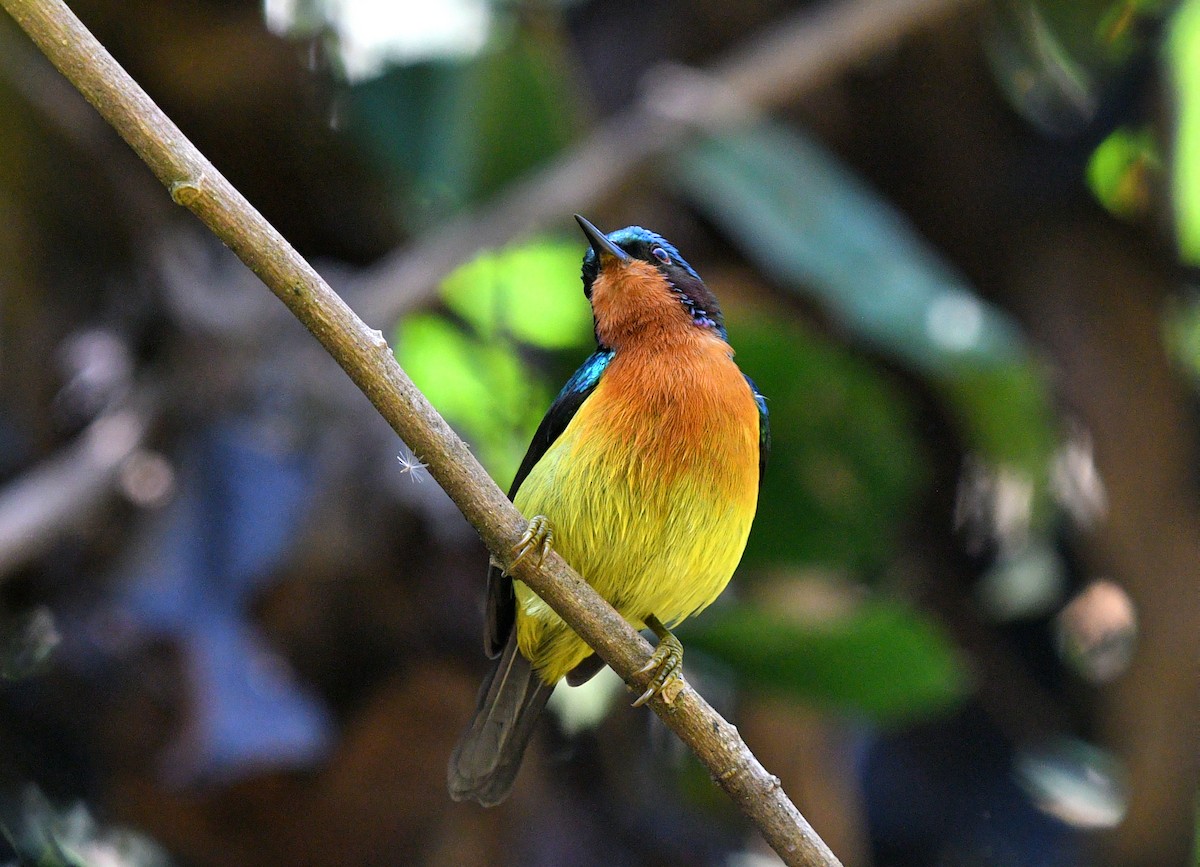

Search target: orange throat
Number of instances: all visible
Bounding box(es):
[590,259,698,349]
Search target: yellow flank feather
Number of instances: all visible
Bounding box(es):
[512,331,760,684]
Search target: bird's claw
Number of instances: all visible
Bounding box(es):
[509,515,554,572]
[632,615,683,707]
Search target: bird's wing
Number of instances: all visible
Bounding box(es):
[483,349,614,658]
[506,349,613,499]
[746,374,770,490]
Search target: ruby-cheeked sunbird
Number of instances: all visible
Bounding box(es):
[447,215,769,806]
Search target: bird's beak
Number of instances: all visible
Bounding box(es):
[575,214,631,265]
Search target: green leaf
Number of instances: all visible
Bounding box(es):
[346,21,581,225]
[441,239,593,348]
[1086,125,1162,219]
[1169,0,1200,265]
[464,23,581,204]
[347,60,476,222]
[394,313,550,484]
[395,235,596,485]
[683,599,969,723]
[937,358,1058,487]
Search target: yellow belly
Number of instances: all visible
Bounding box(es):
[511,344,760,683]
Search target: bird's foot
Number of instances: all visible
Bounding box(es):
[509,515,554,572]
[632,615,684,707]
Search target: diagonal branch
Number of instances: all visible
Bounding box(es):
[0,0,844,863]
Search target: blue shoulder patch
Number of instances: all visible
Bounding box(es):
[745,374,770,487]
[557,348,613,401]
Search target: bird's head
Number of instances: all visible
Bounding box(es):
[575,215,726,350]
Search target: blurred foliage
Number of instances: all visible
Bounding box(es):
[986,0,1200,268]
[441,240,593,348]
[0,607,59,682]
[1085,124,1161,218]
[1169,0,1200,265]
[683,599,968,723]
[1013,738,1130,830]
[1164,293,1200,382]
[347,19,581,229]
[675,123,1058,502]
[734,316,925,573]
[1027,0,1169,65]
[0,787,170,867]
[937,359,1057,488]
[394,238,592,484]
[396,314,550,484]
[985,0,1168,136]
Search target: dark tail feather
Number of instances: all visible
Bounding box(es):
[448,633,553,806]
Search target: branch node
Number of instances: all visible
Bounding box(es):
[169,176,204,206]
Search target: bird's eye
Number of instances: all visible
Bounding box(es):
[651,246,670,264]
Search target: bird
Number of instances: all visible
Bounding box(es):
[447,215,768,806]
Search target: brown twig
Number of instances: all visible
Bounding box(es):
[353,0,979,325]
[0,0,843,863]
